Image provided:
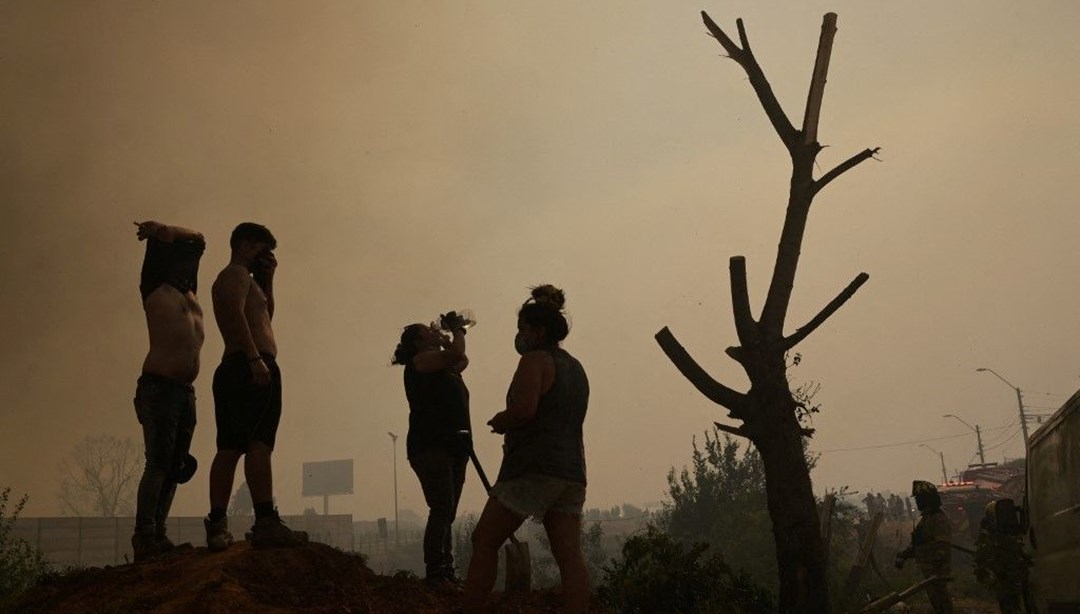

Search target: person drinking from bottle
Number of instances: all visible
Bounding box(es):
[392,311,472,585]
[463,285,590,614]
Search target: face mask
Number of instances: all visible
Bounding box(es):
[514,333,530,356]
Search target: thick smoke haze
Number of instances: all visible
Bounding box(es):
[3,1,1079,521]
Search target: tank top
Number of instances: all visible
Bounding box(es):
[403,363,471,460]
[497,347,589,484]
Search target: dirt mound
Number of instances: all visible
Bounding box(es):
[12,542,577,613]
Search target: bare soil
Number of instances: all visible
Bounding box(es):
[11,542,589,613]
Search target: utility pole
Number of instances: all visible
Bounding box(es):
[919,443,949,484]
[388,431,400,546]
[974,424,986,465]
[976,368,1030,443]
[1014,386,1030,443]
[943,414,985,466]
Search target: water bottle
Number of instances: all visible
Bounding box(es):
[438,309,477,331]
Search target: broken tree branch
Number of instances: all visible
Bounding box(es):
[701,10,743,60]
[802,13,838,146]
[729,256,756,345]
[655,326,748,412]
[701,11,798,149]
[713,421,749,438]
[782,272,869,350]
[813,147,881,195]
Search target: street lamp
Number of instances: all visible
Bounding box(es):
[976,367,1030,443]
[918,443,949,484]
[943,414,986,466]
[388,431,400,545]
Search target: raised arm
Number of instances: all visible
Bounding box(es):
[413,328,467,373]
[135,220,204,244]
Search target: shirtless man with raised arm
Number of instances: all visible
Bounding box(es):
[204,222,306,551]
[132,220,205,561]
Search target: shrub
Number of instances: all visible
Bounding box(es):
[598,526,773,614]
[0,487,50,605]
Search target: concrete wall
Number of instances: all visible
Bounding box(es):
[12,514,354,568]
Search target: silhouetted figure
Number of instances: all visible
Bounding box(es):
[974,499,1035,613]
[464,285,590,614]
[204,223,306,551]
[392,314,471,585]
[864,491,877,516]
[896,480,953,613]
[889,494,905,520]
[131,221,205,562]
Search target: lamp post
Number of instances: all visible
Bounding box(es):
[976,367,1030,443]
[388,431,400,546]
[943,414,986,466]
[919,443,949,484]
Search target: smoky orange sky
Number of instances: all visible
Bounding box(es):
[3,1,1079,521]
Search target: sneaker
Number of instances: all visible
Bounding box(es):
[248,511,309,549]
[131,529,162,563]
[204,515,234,552]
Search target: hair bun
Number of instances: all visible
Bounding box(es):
[530,284,565,310]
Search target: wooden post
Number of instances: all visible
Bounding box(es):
[840,511,884,610]
[820,493,836,569]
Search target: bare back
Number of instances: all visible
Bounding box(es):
[142,285,205,382]
[212,264,277,357]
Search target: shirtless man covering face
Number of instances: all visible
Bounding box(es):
[203,222,306,550]
[132,220,205,561]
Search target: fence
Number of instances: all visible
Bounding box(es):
[12,514,354,568]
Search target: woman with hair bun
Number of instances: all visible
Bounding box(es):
[391,317,471,585]
[463,285,590,614]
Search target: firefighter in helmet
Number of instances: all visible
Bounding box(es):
[895,480,953,614]
[974,499,1035,613]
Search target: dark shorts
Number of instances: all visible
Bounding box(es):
[213,352,281,451]
[134,373,197,476]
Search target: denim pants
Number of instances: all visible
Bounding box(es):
[410,447,467,579]
[134,373,196,534]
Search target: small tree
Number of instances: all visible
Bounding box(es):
[1,487,50,605]
[655,11,879,612]
[57,435,142,517]
[657,429,777,591]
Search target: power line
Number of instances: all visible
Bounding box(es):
[980,421,1019,445]
[818,432,970,453]
[984,427,1023,453]
[816,423,1014,454]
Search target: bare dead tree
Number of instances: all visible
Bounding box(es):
[57,435,142,517]
[655,12,879,613]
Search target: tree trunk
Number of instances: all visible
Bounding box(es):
[656,11,879,614]
[754,396,827,612]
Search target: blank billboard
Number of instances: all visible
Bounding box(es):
[302,459,354,496]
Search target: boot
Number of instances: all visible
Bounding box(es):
[155,524,176,553]
[204,515,234,552]
[248,510,309,549]
[131,526,162,562]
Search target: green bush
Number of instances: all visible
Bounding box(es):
[530,520,607,589]
[0,487,50,605]
[654,429,780,592]
[598,526,773,614]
